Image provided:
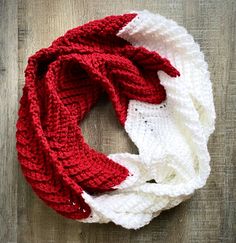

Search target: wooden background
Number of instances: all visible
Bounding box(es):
[0,0,235,242]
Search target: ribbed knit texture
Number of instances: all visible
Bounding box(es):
[16,12,179,222]
[16,10,215,229]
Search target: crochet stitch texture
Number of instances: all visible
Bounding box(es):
[16,10,215,229]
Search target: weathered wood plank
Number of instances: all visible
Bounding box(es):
[0,0,18,242]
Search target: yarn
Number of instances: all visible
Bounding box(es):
[16,10,215,229]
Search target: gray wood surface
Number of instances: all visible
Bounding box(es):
[0,0,235,242]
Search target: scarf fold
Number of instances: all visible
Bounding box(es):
[16,12,179,220]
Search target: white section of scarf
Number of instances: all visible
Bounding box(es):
[79,10,216,230]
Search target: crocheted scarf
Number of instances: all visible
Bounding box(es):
[16,10,215,229]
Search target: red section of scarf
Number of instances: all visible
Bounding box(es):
[16,13,179,219]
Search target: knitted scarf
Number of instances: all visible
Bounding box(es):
[16,10,215,229]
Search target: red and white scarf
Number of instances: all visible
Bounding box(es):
[16,10,215,229]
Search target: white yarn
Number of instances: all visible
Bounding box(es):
[79,10,216,229]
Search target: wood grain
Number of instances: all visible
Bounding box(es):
[0,0,18,242]
[0,0,235,242]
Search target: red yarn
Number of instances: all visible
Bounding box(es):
[16,13,180,219]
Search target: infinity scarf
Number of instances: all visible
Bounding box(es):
[16,10,215,229]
